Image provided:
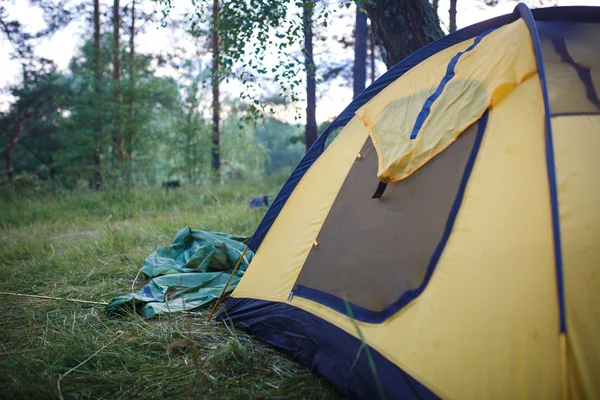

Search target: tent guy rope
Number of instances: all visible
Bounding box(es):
[0,291,108,306]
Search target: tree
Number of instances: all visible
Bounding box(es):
[0,2,78,184]
[126,0,136,188]
[56,36,115,187]
[303,1,317,151]
[92,0,103,188]
[154,0,442,156]
[180,61,208,183]
[449,0,458,33]
[185,79,200,182]
[211,0,221,175]
[1,71,66,183]
[112,0,124,165]
[353,7,368,98]
[369,21,375,84]
[364,0,443,69]
[49,34,181,189]
[157,0,355,152]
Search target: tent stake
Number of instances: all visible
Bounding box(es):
[206,245,249,322]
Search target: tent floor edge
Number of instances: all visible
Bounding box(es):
[217,297,439,400]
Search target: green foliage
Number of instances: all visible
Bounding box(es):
[2,29,305,189]
[51,33,183,187]
[255,117,305,175]
[159,0,353,120]
[0,67,69,180]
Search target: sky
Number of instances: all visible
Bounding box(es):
[1,0,600,122]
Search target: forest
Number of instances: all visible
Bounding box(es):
[0,0,457,189]
[0,0,560,399]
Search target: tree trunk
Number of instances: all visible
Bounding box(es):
[93,0,103,189]
[433,0,439,16]
[186,105,194,181]
[6,121,24,184]
[186,68,200,183]
[353,7,368,98]
[303,1,317,151]
[127,0,135,188]
[128,0,135,160]
[449,0,457,33]
[6,114,40,184]
[369,21,375,84]
[211,0,220,175]
[365,0,443,70]
[112,0,123,165]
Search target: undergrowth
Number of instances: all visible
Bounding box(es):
[0,179,341,399]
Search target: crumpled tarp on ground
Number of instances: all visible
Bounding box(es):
[106,227,253,318]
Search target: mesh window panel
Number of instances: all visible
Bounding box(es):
[293,121,481,314]
[537,21,600,116]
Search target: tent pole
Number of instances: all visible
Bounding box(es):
[206,245,249,322]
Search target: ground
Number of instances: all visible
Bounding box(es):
[0,180,342,400]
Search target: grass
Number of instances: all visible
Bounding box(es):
[0,178,342,400]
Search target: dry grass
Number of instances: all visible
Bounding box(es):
[0,180,342,399]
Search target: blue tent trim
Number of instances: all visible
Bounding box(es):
[293,111,489,323]
[515,3,567,333]
[552,111,600,117]
[529,5,600,23]
[218,297,440,400]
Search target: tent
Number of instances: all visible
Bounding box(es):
[217,4,600,399]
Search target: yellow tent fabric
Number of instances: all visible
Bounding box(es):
[219,5,600,400]
[553,115,600,399]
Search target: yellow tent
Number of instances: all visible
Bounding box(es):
[218,4,600,399]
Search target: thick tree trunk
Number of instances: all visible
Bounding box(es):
[303,1,317,151]
[92,0,103,189]
[365,0,443,70]
[211,0,220,174]
[449,0,458,33]
[112,0,123,164]
[353,7,368,98]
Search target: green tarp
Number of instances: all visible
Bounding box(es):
[106,227,253,318]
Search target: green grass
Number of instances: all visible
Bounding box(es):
[0,179,342,399]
